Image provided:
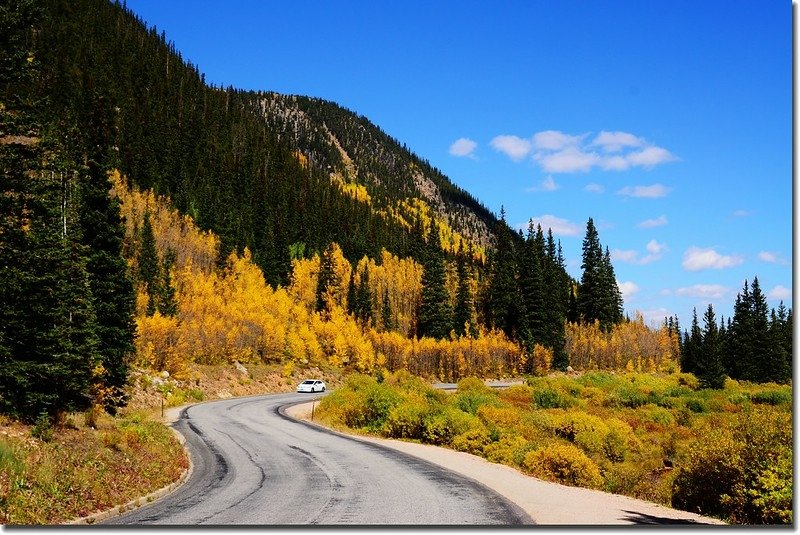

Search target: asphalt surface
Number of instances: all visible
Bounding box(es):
[104,393,531,526]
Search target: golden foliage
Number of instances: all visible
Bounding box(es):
[113,170,519,381]
[565,314,680,372]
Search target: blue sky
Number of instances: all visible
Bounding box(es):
[124,0,792,328]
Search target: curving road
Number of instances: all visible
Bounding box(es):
[104,393,531,526]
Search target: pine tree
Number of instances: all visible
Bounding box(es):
[157,249,178,317]
[453,244,474,337]
[418,230,453,339]
[681,308,701,375]
[138,210,161,316]
[486,209,522,340]
[78,160,137,412]
[577,218,623,331]
[696,304,726,389]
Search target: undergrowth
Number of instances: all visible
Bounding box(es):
[316,370,792,525]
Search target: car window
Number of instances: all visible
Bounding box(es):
[302,380,314,384]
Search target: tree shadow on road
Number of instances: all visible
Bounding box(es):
[619,510,710,525]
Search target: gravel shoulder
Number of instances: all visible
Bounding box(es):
[286,401,725,526]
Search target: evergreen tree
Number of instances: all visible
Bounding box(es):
[418,231,453,339]
[681,308,701,375]
[486,209,522,340]
[696,304,726,389]
[577,218,623,331]
[316,243,336,313]
[518,222,546,348]
[157,249,178,317]
[79,160,137,411]
[138,210,160,316]
[453,244,475,337]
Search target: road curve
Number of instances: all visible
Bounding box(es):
[104,393,531,526]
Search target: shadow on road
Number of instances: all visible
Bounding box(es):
[620,510,707,525]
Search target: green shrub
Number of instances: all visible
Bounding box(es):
[637,405,675,426]
[749,389,791,406]
[576,371,618,389]
[533,387,572,409]
[452,390,500,416]
[523,443,603,488]
[676,373,699,390]
[552,411,607,442]
[672,408,792,524]
[382,395,429,439]
[422,407,474,445]
[30,412,53,442]
[362,383,401,431]
[483,434,530,466]
[684,398,708,414]
[457,376,490,393]
[603,419,638,462]
[451,425,492,455]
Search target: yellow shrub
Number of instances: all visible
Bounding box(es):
[523,443,603,489]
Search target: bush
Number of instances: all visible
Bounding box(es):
[498,384,533,408]
[749,389,791,406]
[533,387,572,409]
[452,390,500,416]
[30,413,54,442]
[456,376,490,393]
[523,443,603,488]
[382,395,429,439]
[484,434,530,466]
[672,408,792,524]
[477,406,523,429]
[422,407,474,445]
[552,411,607,443]
[684,398,708,414]
[603,419,639,462]
[451,425,492,455]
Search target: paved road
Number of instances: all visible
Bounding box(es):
[104,393,531,526]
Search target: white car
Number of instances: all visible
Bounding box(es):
[297,379,326,393]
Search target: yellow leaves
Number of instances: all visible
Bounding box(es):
[330,173,372,204]
[110,169,219,275]
[565,314,681,372]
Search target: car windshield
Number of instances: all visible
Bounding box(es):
[301,380,315,385]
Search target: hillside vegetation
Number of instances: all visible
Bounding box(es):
[316,372,792,525]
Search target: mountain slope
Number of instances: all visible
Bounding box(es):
[31,0,500,286]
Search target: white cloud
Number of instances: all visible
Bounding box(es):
[527,176,559,192]
[625,146,677,168]
[768,285,792,301]
[640,239,667,264]
[532,130,584,151]
[617,184,672,198]
[449,137,477,158]
[600,155,630,171]
[646,239,667,255]
[757,251,788,265]
[611,240,667,265]
[676,284,730,299]
[618,281,640,300]
[611,249,639,263]
[490,135,531,161]
[637,215,668,228]
[536,146,599,173]
[592,131,645,153]
[584,183,605,194]
[524,214,582,237]
[682,247,744,271]
[733,209,752,218]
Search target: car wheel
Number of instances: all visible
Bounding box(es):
[321,387,325,392]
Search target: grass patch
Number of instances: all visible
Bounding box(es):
[0,410,188,524]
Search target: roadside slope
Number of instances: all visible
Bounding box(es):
[286,402,724,525]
